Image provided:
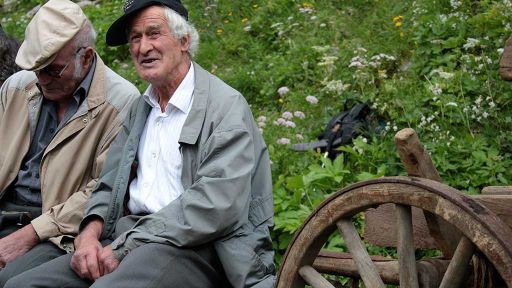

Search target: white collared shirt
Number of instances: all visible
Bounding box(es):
[128,65,195,214]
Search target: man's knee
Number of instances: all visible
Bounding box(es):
[3,273,25,288]
[0,263,23,287]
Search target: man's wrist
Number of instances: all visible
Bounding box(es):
[81,217,104,240]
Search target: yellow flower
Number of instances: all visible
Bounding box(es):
[303,2,313,9]
[393,15,403,23]
[241,18,249,23]
[253,4,258,8]
[400,31,404,38]
[216,28,223,34]
[223,20,229,24]
[279,98,284,103]
[228,11,233,16]
[395,21,402,27]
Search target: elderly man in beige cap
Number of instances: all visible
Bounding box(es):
[0,0,139,284]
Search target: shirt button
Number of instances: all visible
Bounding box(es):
[49,128,55,134]
[152,152,157,158]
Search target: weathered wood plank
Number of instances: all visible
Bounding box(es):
[298,265,335,288]
[499,36,512,81]
[394,128,442,181]
[337,219,385,288]
[481,186,512,195]
[394,128,460,257]
[397,205,419,288]
[472,195,512,229]
[364,203,437,248]
[313,251,448,287]
[439,236,475,288]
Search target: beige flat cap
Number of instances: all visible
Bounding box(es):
[15,0,86,71]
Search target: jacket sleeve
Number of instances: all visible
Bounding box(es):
[81,97,142,234]
[110,124,255,260]
[30,112,126,241]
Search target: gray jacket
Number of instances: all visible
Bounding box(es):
[83,63,275,287]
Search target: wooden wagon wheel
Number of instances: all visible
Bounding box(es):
[276,176,512,288]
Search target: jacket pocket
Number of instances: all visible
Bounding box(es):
[215,226,275,288]
[248,194,274,227]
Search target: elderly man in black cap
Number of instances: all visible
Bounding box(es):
[5,0,275,287]
[0,0,139,285]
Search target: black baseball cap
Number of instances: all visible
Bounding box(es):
[106,0,188,46]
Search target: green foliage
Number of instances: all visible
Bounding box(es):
[4,0,512,270]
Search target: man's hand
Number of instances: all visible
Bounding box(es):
[0,224,40,268]
[70,218,104,280]
[98,245,119,275]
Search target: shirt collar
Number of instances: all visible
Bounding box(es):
[142,64,195,113]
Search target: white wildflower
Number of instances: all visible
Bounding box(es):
[463,38,480,50]
[276,138,291,145]
[305,95,318,104]
[429,84,442,96]
[282,111,293,119]
[293,111,306,119]
[257,116,267,122]
[277,86,290,96]
[299,7,314,14]
[285,121,296,128]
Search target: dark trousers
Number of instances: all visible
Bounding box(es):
[4,215,231,288]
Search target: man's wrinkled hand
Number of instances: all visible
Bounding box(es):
[70,218,104,280]
[0,224,39,268]
[98,245,119,275]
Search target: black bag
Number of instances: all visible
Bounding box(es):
[291,103,371,159]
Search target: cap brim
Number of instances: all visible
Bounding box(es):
[106,14,132,46]
[16,41,58,71]
[106,1,189,47]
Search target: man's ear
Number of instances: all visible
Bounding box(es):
[83,47,95,66]
[180,34,190,52]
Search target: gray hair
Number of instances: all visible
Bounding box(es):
[163,6,199,58]
[71,20,96,78]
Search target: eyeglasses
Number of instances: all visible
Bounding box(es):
[36,47,86,78]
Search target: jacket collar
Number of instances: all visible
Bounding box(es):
[179,62,209,145]
[81,52,106,111]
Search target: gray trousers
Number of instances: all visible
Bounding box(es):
[0,242,65,286]
[4,215,231,288]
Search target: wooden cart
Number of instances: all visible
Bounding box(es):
[275,128,512,288]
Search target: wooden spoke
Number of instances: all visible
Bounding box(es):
[396,204,419,288]
[298,265,335,288]
[337,219,385,288]
[439,236,476,288]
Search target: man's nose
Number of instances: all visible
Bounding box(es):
[35,71,53,85]
[139,36,153,55]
